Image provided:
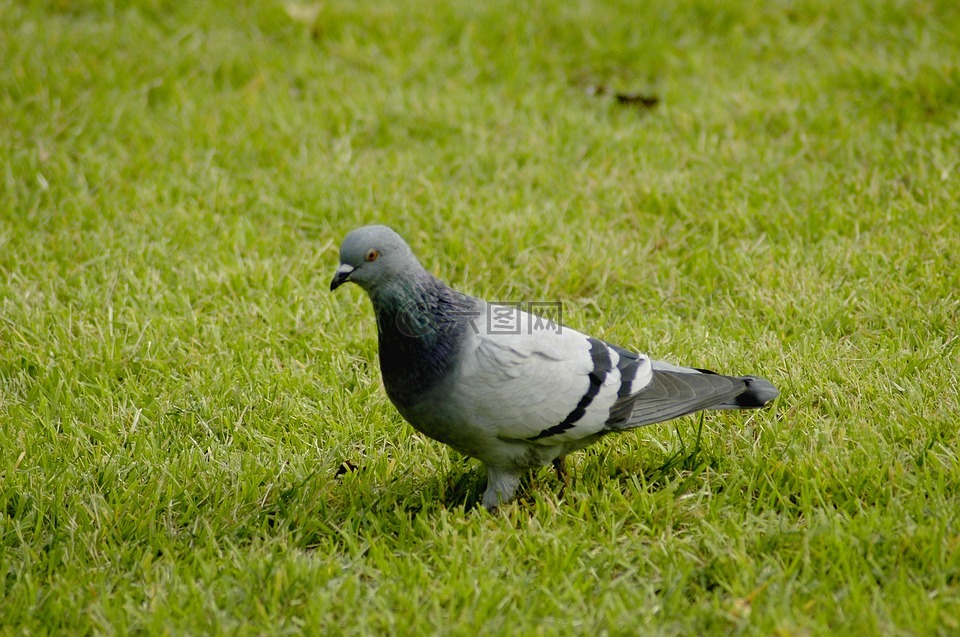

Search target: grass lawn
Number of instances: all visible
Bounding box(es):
[2,0,959,633]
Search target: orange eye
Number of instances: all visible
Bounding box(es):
[364,248,380,262]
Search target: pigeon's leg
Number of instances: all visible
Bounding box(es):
[552,457,568,483]
[481,466,521,511]
[552,456,571,500]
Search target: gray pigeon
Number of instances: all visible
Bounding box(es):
[331,225,779,509]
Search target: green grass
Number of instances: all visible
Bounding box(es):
[2,0,959,633]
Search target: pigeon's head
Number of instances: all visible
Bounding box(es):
[330,225,417,293]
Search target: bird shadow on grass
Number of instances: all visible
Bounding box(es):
[556,413,716,503]
[637,412,712,490]
[257,415,713,550]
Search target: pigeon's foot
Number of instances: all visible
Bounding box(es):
[481,466,521,511]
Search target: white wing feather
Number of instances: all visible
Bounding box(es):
[450,305,651,445]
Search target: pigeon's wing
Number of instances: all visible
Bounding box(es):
[453,306,652,445]
[452,305,778,443]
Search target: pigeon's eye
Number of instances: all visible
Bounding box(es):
[364,249,380,262]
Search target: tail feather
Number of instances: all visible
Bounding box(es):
[615,360,779,430]
[711,375,779,409]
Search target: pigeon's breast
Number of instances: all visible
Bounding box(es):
[374,283,480,405]
[390,388,496,459]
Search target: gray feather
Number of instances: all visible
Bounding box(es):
[618,363,779,429]
[617,369,744,429]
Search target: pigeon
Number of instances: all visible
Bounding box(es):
[330,225,779,509]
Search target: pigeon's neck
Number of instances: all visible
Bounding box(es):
[370,273,476,407]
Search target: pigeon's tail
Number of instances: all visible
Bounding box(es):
[708,375,779,409]
[615,360,779,430]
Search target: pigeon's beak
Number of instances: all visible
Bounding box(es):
[329,263,355,291]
